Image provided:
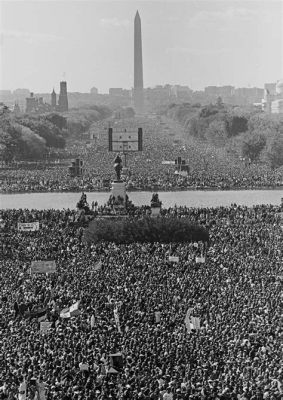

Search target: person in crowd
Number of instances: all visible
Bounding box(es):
[0,201,282,399]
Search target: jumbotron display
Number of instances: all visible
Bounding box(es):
[108,128,143,152]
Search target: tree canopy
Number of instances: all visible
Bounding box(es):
[84,217,209,245]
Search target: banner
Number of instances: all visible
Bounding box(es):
[60,301,81,318]
[30,260,56,274]
[18,222,39,232]
[38,313,47,322]
[40,321,52,332]
[168,256,179,263]
[25,308,47,320]
[196,256,205,264]
[70,301,80,313]
[161,161,175,165]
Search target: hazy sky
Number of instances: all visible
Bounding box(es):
[0,0,282,93]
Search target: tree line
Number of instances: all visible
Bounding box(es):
[167,101,283,169]
[0,105,112,162]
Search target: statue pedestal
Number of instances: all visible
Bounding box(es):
[151,207,161,217]
[111,181,126,202]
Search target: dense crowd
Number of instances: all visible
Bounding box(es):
[1,117,282,193]
[0,200,282,399]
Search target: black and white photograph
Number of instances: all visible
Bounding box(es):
[0,0,282,399]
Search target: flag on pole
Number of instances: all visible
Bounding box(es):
[60,301,81,318]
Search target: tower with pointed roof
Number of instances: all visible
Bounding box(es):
[51,88,57,109]
[133,10,144,114]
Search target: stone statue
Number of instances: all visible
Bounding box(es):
[114,155,123,181]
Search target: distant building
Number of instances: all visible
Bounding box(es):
[51,89,57,109]
[109,88,124,96]
[204,85,234,99]
[25,92,52,113]
[262,79,283,114]
[25,93,37,113]
[58,81,68,112]
[264,83,277,95]
[271,99,283,113]
[13,102,21,115]
[13,88,30,98]
[90,87,98,94]
[171,85,193,102]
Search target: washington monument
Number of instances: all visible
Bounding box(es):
[134,10,144,114]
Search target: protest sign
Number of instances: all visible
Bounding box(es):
[155,311,161,323]
[168,256,179,263]
[18,222,39,232]
[30,260,56,274]
[40,321,52,332]
[93,260,102,272]
[196,256,205,264]
[114,308,121,333]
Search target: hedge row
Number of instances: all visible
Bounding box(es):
[84,217,209,244]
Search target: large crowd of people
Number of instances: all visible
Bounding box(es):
[1,117,282,193]
[0,199,282,399]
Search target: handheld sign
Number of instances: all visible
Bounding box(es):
[40,321,52,332]
[18,222,39,232]
[169,256,179,263]
[30,260,56,274]
[196,256,205,264]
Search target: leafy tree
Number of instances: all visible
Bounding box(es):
[241,132,266,162]
[187,117,208,139]
[205,120,227,147]
[45,113,67,130]
[199,104,219,118]
[266,134,283,169]
[225,115,248,137]
[84,217,209,245]
[18,118,65,148]
[216,96,224,108]
[17,125,46,159]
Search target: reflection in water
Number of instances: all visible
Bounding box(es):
[0,190,282,210]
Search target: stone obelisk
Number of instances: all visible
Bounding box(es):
[134,10,144,114]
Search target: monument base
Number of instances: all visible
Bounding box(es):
[111,181,126,202]
[151,207,161,217]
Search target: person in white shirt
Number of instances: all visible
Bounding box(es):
[163,387,173,400]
